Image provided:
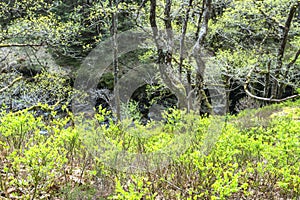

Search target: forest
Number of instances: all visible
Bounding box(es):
[0,0,300,199]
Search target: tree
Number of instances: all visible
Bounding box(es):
[0,0,111,68]
[207,0,300,112]
[148,0,216,114]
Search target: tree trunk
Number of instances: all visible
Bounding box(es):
[264,59,271,98]
[150,0,187,110]
[179,0,193,113]
[273,3,298,98]
[111,0,121,121]
[192,0,212,115]
[164,0,173,68]
[179,0,193,80]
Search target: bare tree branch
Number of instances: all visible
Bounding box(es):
[245,68,300,103]
[0,76,23,93]
[0,43,44,48]
[0,50,11,63]
[282,48,300,82]
[287,49,300,68]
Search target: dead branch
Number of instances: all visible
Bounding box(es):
[287,49,300,69]
[0,43,44,48]
[0,50,11,63]
[0,76,23,93]
[244,68,300,103]
[281,48,300,85]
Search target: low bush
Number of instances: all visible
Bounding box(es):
[0,102,299,199]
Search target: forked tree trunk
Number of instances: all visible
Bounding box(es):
[150,0,188,110]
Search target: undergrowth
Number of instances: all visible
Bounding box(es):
[0,101,299,199]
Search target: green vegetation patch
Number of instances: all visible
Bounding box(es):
[0,101,299,199]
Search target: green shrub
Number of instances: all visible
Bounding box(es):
[0,103,299,199]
